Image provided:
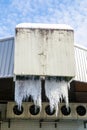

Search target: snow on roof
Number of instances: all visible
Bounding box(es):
[16,23,73,30]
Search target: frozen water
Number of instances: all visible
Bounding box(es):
[15,78,41,110]
[45,79,69,116]
[15,77,70,116]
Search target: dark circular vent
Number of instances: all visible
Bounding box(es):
[76,105,86,116]
[61,105,71,116]
[45,105,55,115]
[29,105,40,115]
[13,105,23,115]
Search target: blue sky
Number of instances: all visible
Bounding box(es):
[0,0,87,47]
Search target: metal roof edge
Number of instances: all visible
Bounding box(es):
[0,76,13,79]
[74,44,87,51]
[0,36,14,42]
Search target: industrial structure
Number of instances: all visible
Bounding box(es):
[0,23,87,130]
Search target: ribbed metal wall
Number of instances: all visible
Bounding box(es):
[0,37,14,78]
[0,37,86,83]
[74,45,87,82]
[14,28,75,77]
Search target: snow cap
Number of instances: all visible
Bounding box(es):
[16,23,73,30]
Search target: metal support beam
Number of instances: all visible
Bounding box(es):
[39,119,43,128]
[8,119,11,128]
[84,121,87,128]
[39,119,59,128]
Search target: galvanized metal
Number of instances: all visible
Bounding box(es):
[74,44,87,82]
[14,24,75,77]
[0,37,14,78]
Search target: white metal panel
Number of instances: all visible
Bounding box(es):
[14,24,75,77]
[74,45,87,82]
[14,29,42,75]
[0,36,87,82]
[45,30,75,76]
[0,37,14,78]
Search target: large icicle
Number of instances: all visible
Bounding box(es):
[15,78,41,110]
[45,79,69,116]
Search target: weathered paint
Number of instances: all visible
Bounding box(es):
[14,24,75,77]
[0,37,86,82]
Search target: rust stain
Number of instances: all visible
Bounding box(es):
[15,29,18,35]
[46,36,48,41]
[39,29,48,36]
[50,29,54,34]
[29,28,36,32]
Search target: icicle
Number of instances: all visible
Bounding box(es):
[45,79,69,116]
[15,78,41,110]
[15,80,25,110]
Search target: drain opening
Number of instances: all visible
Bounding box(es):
[76,105,86,116]
[13,105,23,115]
[61,105,71,116]
[45,105,55,115]
[29,105,40,115]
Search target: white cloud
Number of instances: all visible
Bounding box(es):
[75,19,87,46]
[0,0,87,47]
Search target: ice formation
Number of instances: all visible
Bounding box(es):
[45,79,69,116]
[15,76,70,115]
[15,78,41,110]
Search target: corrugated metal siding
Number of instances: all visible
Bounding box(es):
[0,37,87,83]
[0,37,14,78]
[14,28,75,77]
[74,45,87,82]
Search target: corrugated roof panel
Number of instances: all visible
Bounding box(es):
[0,37,14,78]
[74,45,87,82]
